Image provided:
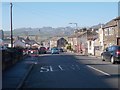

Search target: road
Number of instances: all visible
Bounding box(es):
[20,52,120,89]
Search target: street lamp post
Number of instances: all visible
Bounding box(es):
[69,23,78,31]
[69,23,78,53]
[10,2,13,48]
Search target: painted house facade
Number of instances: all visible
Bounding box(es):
[50,37,58,48]
[87,30,98,55]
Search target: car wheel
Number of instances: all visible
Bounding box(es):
[111,56,115,64]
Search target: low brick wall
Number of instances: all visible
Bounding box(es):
[2,48,27,71]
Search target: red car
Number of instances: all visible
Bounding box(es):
[27,48,39,57]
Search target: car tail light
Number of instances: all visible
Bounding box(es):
[31,50,33,53]
[116,50,120,55]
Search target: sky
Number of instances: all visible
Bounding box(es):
[1,2,118,31]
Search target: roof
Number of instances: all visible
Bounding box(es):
[87,30,98,40]
[114,16,120,21]
[50,37,60,41]
[15,36,40,45]
[68,31,86,38]
[69,30,98,40]
[25,40,39,45]
[103,17,118,29]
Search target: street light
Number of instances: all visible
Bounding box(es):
[69,23,78,30]
[69,23,79,53]
[10,2,13,48]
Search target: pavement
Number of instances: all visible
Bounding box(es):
[2,56,37,89]
[70,52,102,59]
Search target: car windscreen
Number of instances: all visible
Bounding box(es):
[51,48,58,50]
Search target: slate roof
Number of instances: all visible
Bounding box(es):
[16,36,40,45]
[114,16,120,21]
[68,30,98,40]
[103,16,120,29]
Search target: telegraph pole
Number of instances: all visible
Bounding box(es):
[10,2,13,48]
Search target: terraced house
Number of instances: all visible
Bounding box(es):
[103,16,120,48]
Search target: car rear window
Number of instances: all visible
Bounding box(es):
[40,47,46,50]
[52,48,58,50]
[111,46,120,51]
[117,47,120,50]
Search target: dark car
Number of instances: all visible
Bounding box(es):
[58,48,64,52]
[101,45,120,64]
[38,47,46,54]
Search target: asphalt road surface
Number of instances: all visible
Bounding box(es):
[21,52,120,89]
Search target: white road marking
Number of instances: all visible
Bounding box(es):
[87,65,111,76]
[40,64,81,72]
[40,66,50,72]
[50,66,53,71]
[58,65,64,70]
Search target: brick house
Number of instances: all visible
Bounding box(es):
[68,30,89,54]
[103,16,120,48]
[114,16,120,45]
[50,37,59,49]
[57,37,68,49]
[50,37,68,49]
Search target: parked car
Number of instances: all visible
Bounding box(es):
[28,48,39,57]
[101,45,120,64]
[38,47,46,54]
[58,48,64,52]
[51,47,59,54]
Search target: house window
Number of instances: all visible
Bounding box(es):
[89,41,91,46]
[104,29,108,36]
[109,27,114,35]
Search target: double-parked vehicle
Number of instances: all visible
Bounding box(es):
[101,45,120,64]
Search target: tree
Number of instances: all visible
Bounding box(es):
[66,43,73,51]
